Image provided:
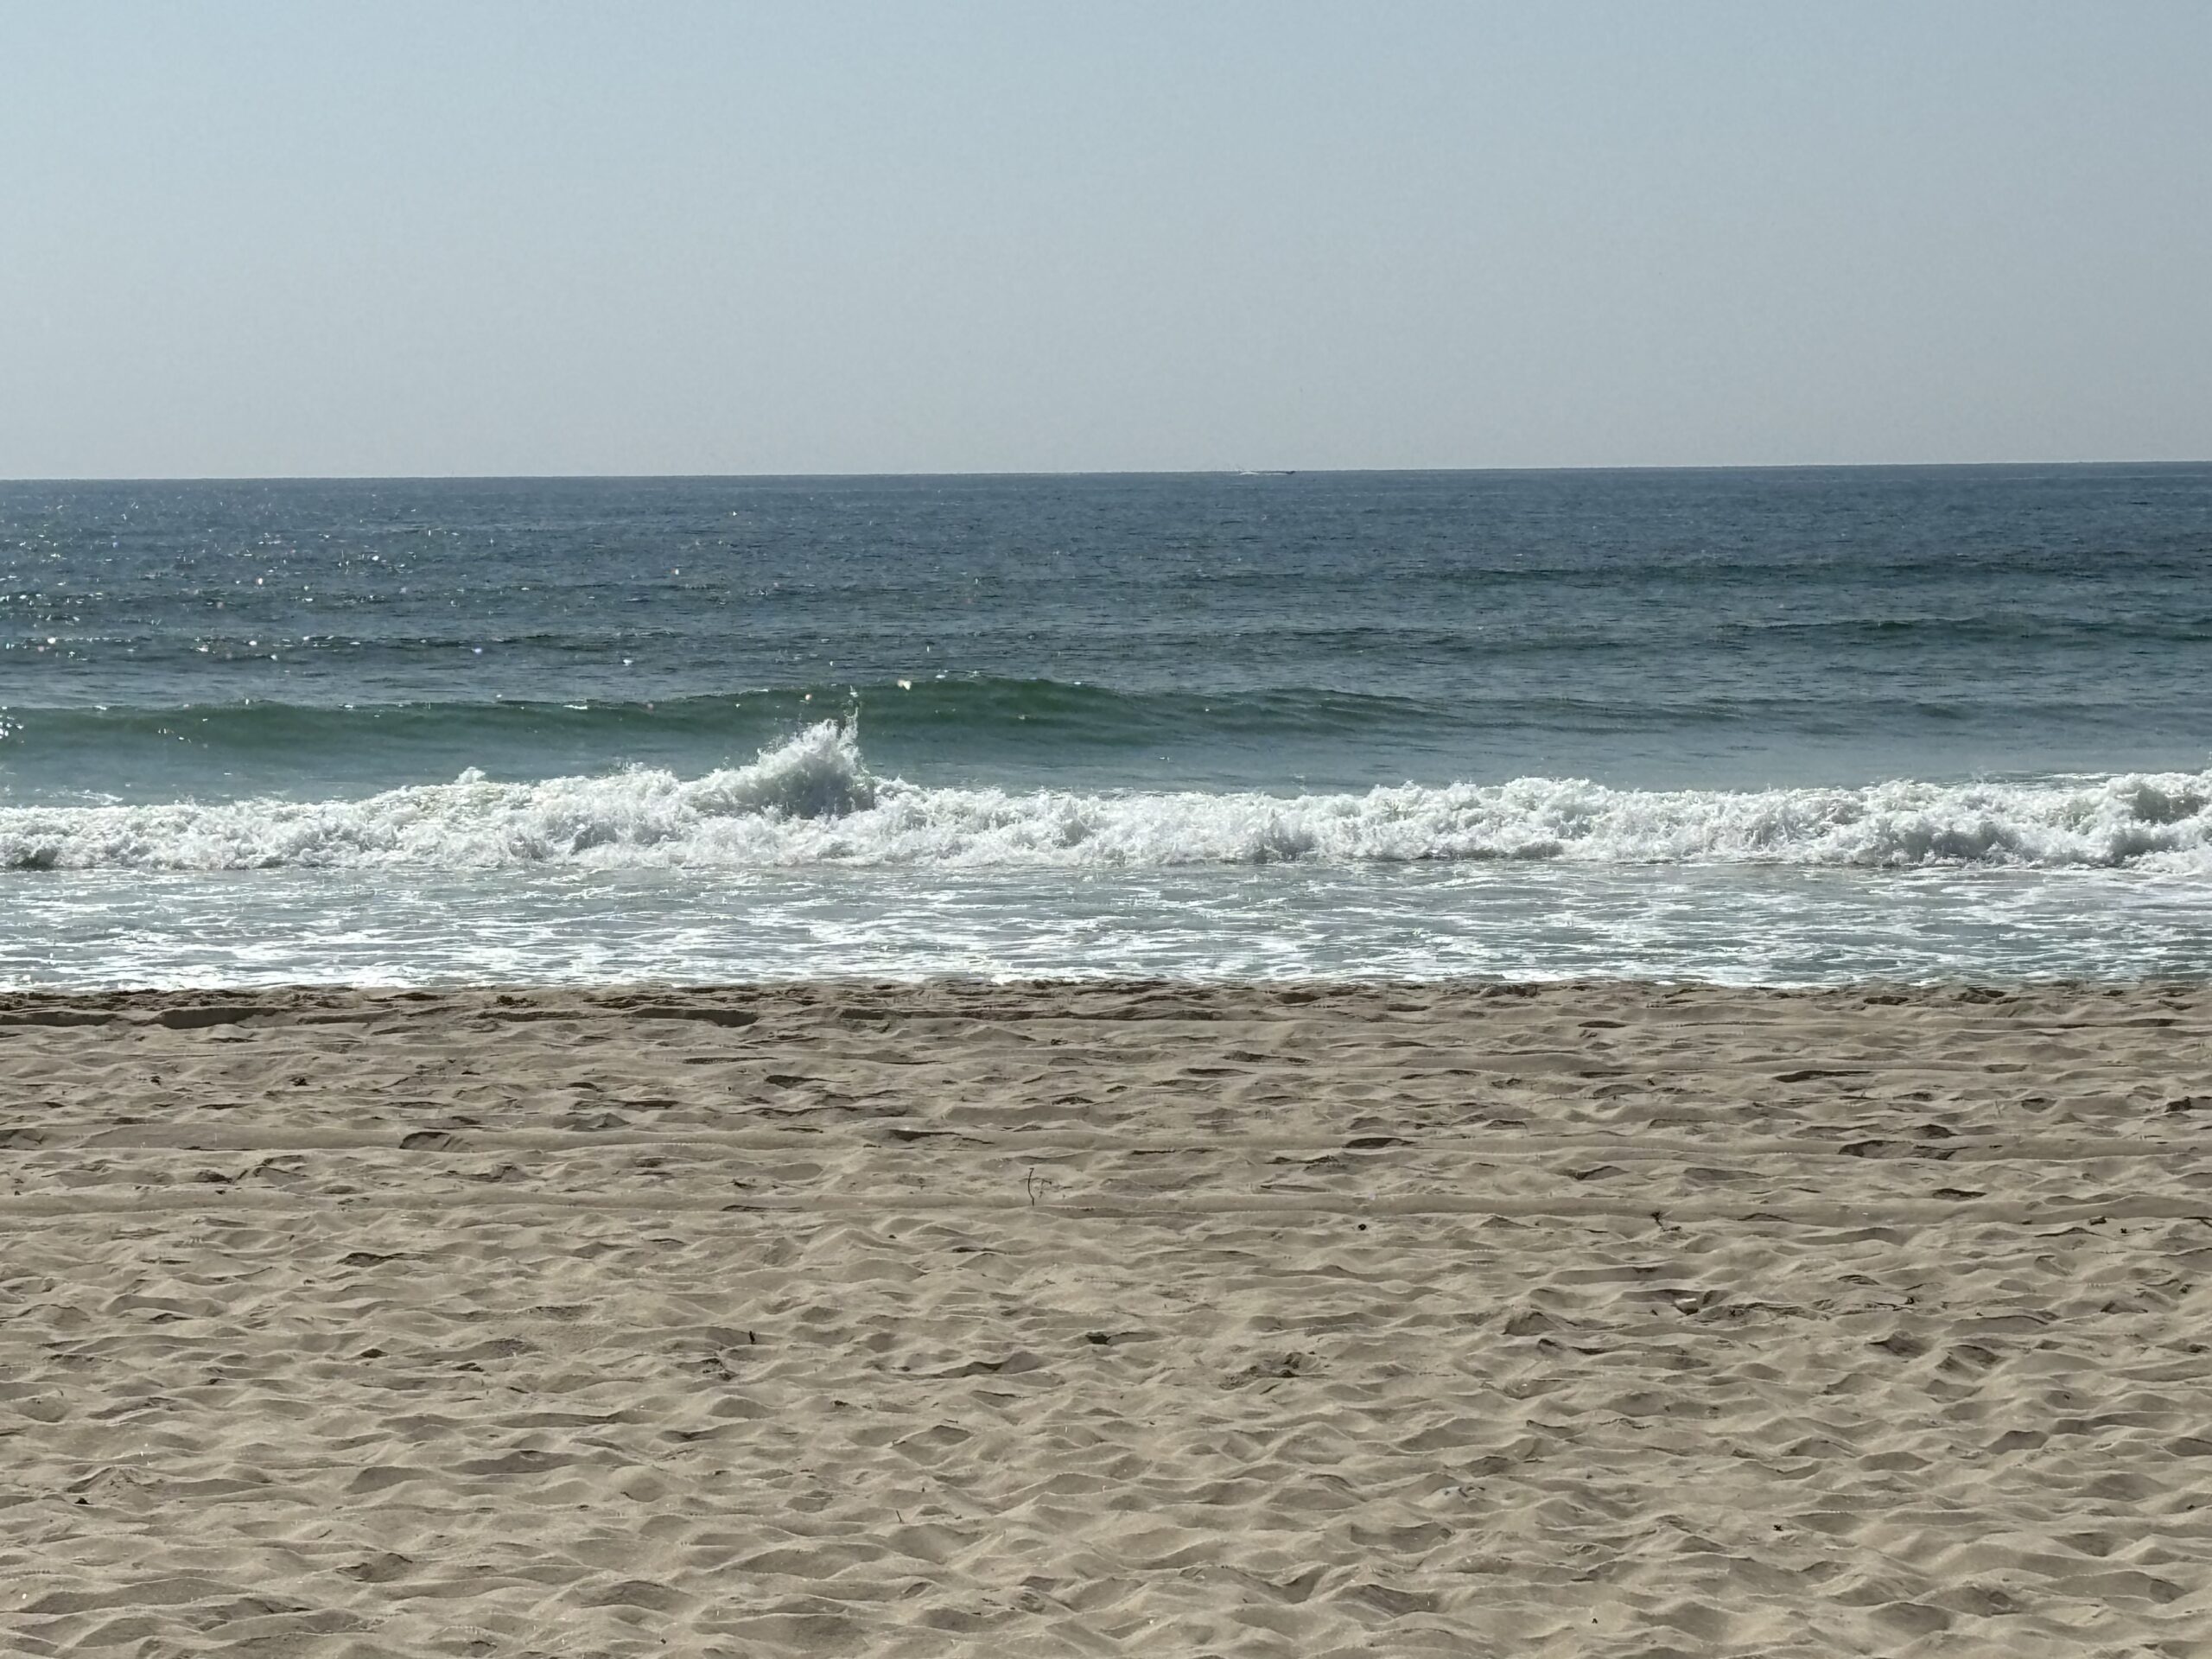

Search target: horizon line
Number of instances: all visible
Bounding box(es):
[4,457,2209,486]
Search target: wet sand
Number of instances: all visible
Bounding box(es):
[3,980,2209,1656]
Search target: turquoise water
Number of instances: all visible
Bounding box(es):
[3,467,2209,985]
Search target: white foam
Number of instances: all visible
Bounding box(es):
[4,721,2209,874]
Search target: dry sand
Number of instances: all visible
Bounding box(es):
[2,980,2209,1656]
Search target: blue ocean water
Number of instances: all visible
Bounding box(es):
[3,467,2208,986]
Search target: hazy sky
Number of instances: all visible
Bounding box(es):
[4,3,2208,477]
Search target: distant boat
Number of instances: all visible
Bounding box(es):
[1235,468,1296,477]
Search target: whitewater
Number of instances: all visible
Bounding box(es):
[9,722,2212,874]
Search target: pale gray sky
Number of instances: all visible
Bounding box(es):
[3,2,2207,477]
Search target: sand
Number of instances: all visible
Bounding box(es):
[2,979,2209,1656]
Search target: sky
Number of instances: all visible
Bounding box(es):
[3,3,2208,477]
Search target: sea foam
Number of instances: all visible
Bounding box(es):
[3,721,2209,874]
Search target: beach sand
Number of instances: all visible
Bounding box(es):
[2,980,2209,1656]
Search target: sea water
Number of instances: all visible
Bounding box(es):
[3,467,2208,986]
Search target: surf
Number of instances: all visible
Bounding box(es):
[3,722,2209,874]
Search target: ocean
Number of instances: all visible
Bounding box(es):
[3,466,2208,988]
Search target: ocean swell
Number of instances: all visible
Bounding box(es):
[3,722,2209,874]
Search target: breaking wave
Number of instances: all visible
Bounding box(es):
[4,722,2209,874]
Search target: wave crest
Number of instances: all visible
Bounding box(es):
[3,722,2209,874]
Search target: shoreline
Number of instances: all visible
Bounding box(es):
[5,971,2211,1004]
[4,979,2209,1652]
